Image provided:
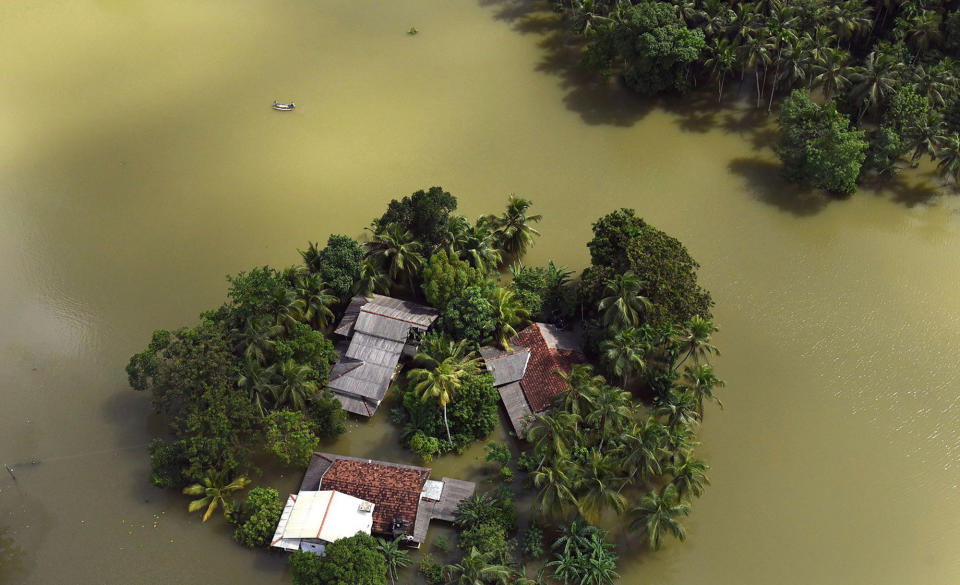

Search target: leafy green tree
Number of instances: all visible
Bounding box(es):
[275,359,319,411]
[375,537,411,585]
[613,1,705,94]
[489,195,542,265]
[458,522,510,559]
[234,487,284,548]
[580,209,712,328]
[264,410,319,467]
[407,351,482,444]
[307,389,347,438]
[182,470,251,523]
[353,258,391,297]
[316,532,388,585]
[293,271,337,330]
[403,372,499,454]
[376,186,458,252]
[237,357,277,416]
[422,249,484,310]
[531,461,579,520]
[440,285,496,347]
[315,235,365,299]
[937,132,960,184]
[776,90,867,195]
[629,484,690,550]
[485,441,511,466]
[456,216,503,274]
[547,524,619,585]
[289,550,325,585]
[597,271,652,330]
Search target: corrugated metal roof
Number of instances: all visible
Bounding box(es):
[498,381,534,437]
[272,491,375,548]
[480,346,530,386]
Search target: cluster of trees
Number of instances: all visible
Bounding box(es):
[365,188,569,459]
[288,532,414,585]
[554,0,960,192]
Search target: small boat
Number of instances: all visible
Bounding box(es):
[272,100,296,111]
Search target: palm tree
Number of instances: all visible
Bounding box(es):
[904,9,942,58]
[552,519,599,557]
[629,484,690,550]
[531,461,579,520]
[584,386,632,448]
[705,38,737,102]
[683,363,725,414]
[375,537,411,585]
[910,110,944,164]
[237,357,277,416]
[408,353,481,444]
[353,258,390,297]
[272,285,306,334]
[675,315,719,369]
[667,453,710,499]
[182,470,250,523]
[597,271,651,330]
[936,132,960,185]
[489,195,542,266]
[574,449,627,524]
[850,50,900,120]
[618,417,668,485]
[233,316,282,364]
[556,364,605,419]
[600,327,648,387]
[366,224,424,296]
[457,217,503,274]
[527,411,581,462]
[812,47,852,99]
[275,359,318,410]
[655,387,701,430]
[490,287,529,350]
[444,547,511,585]
[299,241,323,273]
[293,271,337,329]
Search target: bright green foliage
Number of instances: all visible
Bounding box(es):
[485,441,511,466]
[234,487,284,548]
[865,127,904,175]
[272,322,336,382]
[522,524,545,559]
[443,547,512,585]
[375,537,412,585]
[458,522,510,559]
[547,522,619,585]
[307,389,348,438]
[615,2,705,94]
[182,470,251,523]
[510,262,575,323]
[223,266,292,327]
[776,90,868,195]
[422,249,484,310]
[147,438,186,488]
[417,553,445,585]
[317,235,365,299]
[455,488,517,533]
[316,532,388,585]
[489,286,530,350]
[264,410,319,468]
[488,195,542,264]
[629,484,690,550]
[377,186,458,252]
[440,285,496,347]
[402,373,499,454]
[884,85,930,138]
[289,551,325,585]
[579,209,712,328]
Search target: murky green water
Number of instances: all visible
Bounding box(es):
[2,1,960,584]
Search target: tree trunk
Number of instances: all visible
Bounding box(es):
[443,404,453,445]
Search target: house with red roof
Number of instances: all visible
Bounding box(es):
[480,322,586,436]
[272,452,476,554]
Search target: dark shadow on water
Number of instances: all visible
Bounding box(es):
[861,171,946,208]
[728,157,832,216]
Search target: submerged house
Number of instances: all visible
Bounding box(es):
[271,452,476,553]
[327,294,439,417]
[480,322,586,436]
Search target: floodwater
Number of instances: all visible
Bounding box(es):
[2,0,959,583]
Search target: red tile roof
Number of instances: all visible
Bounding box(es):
[513,324,586,413]
[319,458,430,536]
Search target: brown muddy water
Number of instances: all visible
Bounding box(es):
[2,1,960,584]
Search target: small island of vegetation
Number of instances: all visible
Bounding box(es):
[127,185,724,584]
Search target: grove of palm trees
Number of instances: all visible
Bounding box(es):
[555,0,960,191]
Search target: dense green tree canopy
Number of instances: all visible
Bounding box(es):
[234,487,284,548]
[422,249,484,310]
[289,533,387,585]
[376,186,457,252]
[579,209,712,328]
[440,285,496,347]
[776,90,868,194]
[315,234,365,300]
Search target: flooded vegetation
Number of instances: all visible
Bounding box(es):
[2,1,960,584]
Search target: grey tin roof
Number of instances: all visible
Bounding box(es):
[480,346,530,387]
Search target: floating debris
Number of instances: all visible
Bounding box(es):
[407,27,418,35]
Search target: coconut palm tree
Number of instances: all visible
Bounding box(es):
[182,470,250,523]
[675,315,719,369]
[408,353,481,444]
[293,271,337,330]
[353,258,390,297]
[556,364,605,419]
[233,316,282,364]
[812,47,852,99]
[237,358,277,417]
[597,271,651,330]
[272,285,306,334]
[655,387,701,430]
[683,363,726,414]
[490,287,529,350]
[910,110,945,164]
[299,241,323,273]
[458,217,503,275]
[574,449,627,524]
[444,547,511,585]
[274,359,318,410]
[489,195,542,266]
[375,537,411,585]
[584,387,632,449]
[667,453,710,499]
[904,9,942,57]
[618,417,668,485]
[849,50,901,120]
[936,132,960,185]
[705,37,737,102]
[629,484,690,550]
[600,327,648,387]
[527,411,581,462]
[531,461,579,520]
[366,224,424,296]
